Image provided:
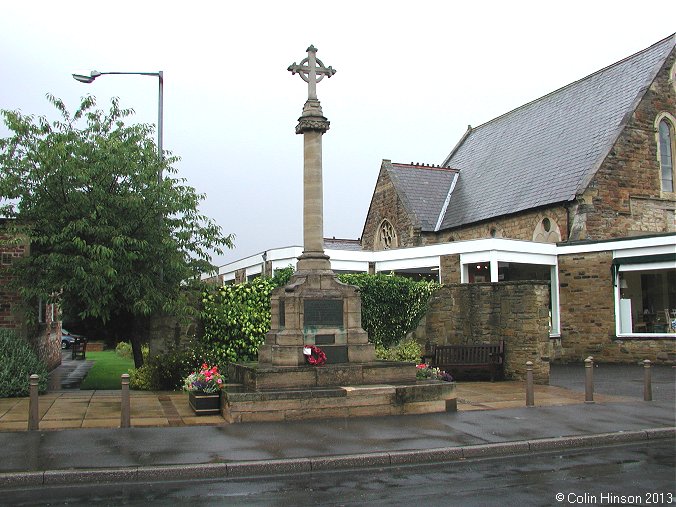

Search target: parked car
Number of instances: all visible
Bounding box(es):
[61,329,84,349]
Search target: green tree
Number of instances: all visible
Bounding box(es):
[0,95,233,366]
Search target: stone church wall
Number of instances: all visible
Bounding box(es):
[422,206,570,246]
[424,282,551,383]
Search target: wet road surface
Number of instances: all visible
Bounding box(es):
[4,441,673,506]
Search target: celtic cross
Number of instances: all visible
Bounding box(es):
[288,45,336,101]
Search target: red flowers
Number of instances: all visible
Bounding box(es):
[304,345,327,366]
[184,363,225,393]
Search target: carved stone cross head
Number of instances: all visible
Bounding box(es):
[288,45,336,101]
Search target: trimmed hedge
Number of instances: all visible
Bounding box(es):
[0,328,48,397]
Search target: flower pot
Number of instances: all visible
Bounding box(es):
[188,391,221,416]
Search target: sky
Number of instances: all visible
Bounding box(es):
[1,1,674,267]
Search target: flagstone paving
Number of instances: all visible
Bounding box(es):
[0,380,638,432]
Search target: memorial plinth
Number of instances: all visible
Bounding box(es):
[257,271,376,367]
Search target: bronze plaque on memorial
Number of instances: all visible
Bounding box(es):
[304,299,343,327]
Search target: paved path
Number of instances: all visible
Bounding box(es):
[0,361,672,431]
[0,379,643,431]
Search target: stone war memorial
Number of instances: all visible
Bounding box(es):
[224,46,455,423]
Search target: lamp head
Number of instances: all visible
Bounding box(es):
[72,70,102,84]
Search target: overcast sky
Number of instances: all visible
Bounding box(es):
[1,1,674,267]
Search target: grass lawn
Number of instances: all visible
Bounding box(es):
[80,350,135,390]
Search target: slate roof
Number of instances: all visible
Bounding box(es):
[384,162,458,231]
[434,34,675,231]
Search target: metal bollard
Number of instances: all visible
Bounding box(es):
[584,356,594,403]
[526,361,534,407]
[643,360,652,402]
[120,374,130,428]
[28,374,40,431]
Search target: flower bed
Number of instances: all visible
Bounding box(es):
[416,363,453,382]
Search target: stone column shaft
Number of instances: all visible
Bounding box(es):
[303,129,324,254]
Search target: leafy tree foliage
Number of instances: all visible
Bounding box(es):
[0,95,232,366]
[338,273,441,348]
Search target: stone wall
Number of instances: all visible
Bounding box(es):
[425,282,551,383]
[27,308,62,371]
[439,254,461,284]
[0,234,27,330]
[146,310,200,356]
[557,251,674,363]
[423,206,570,245]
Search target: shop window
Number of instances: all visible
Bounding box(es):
[468,262,490,282]
[617,265,676,335]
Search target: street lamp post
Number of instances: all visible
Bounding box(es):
[72,70,164,183]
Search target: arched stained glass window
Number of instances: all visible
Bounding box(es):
[377,219,398,250]
[659,119,674,192]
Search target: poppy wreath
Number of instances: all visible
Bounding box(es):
[304,345,327,366]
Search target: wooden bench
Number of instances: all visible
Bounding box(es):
[71,337,87,360]
[422,341,504,381]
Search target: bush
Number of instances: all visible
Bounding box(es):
[129,340,213,391]
[338,273,441,348]
[0,329,48,397]
[375,337,422,363]
[115,341,132,359]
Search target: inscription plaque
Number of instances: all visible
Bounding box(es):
[323,345,348,364]
[315,334,335,345]
[279,300,285,328]
[304,299,343,327]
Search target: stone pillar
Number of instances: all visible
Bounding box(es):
[296,105,331,273]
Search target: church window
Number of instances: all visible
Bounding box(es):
[532,217,561,243]
[658,119,674,192]
[377,219,398,250]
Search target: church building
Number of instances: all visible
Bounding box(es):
[216,35,676,365]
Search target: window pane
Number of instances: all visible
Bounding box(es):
[619,268,676,333]
[659,120,674,192]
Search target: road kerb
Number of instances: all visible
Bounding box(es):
[0,427,673,488]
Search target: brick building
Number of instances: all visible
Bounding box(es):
[214,35,675,366]
[0,221,61,370]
